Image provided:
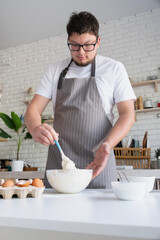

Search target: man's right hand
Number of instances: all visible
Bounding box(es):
[31,123,59,146]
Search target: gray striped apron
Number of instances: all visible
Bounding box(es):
[44,58,117,189]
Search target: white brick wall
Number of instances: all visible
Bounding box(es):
[0,9,160,169]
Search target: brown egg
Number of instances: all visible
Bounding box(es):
[16,180,30,187]
[32,178,44,187]
[2,180,15,188]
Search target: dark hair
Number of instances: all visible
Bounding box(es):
[66,11,99,37]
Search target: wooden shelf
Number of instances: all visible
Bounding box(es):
[23,100,31,104]
[135,107,160,113]
[0,138,8,142]
[131,79,160,92]
[43,119,53,124]
[0,171,45,179]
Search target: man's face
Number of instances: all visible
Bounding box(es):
[68,33,100,66]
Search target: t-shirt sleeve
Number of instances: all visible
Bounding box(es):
[35,66,53,99]
[113,62,136,103]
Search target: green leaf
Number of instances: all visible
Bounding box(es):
[0,128,12,139]
[24,131,32,140]
[11,112,22,131]
[0,113,16,129]
[155,148,160,158]
[22,126,26,133]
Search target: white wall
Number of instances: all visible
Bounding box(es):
[1,0,160,50]
[0,9,160,170]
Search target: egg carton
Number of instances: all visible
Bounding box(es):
[0,186,45,199]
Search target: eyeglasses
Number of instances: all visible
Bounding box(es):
[67,36,99,52]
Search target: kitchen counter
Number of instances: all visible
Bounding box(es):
[0,189,160,240]
[118,169,160,178]
[0,171,44,179]
[1,169,160,179]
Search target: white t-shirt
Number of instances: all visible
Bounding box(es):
[36,55,136,123]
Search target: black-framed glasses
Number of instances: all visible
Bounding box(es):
[67,36,99,52]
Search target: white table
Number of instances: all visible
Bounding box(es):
[0,189,160,240]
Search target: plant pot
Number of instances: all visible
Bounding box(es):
[11,160,24,172]
[157,158,160,169]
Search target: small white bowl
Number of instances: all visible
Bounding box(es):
[46,169,93,194]
[111,181,147,201]
[127,176,155,193]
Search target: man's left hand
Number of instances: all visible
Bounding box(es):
[86,142,110,179]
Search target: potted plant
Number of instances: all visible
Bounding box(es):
[155,148,160,169]
[0,111,32,171]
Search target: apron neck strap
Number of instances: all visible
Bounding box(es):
[58,57,96,89]
[58,59,73,89]
[91,57,96,77]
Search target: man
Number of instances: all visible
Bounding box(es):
[25,11,136,188]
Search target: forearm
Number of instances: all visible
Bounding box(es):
[104,110,135,150]
[25,104,42,134]
[25,95,58,145]
[25,94,50,135]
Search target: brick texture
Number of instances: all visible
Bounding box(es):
[0,9,160,169]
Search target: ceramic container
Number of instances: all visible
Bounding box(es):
[11,160,24,172]
[111,181,147,201]
[127,176,155,193]
[46,169,93,193]
[144,100,152,108]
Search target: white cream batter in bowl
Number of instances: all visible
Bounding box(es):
[46,169,93,193]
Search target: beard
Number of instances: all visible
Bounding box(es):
[73,54,96,67]
[73,59,92,66]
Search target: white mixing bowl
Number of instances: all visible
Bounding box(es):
[127,176,155,193]
[46,169,93,193]
[111,181,147,201]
